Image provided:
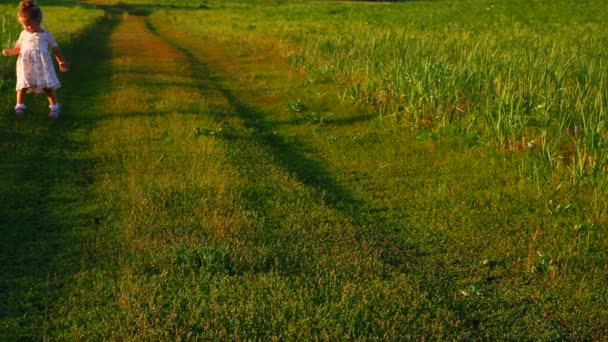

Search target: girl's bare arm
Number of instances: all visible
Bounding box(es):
[52,46,68,72]
[2,44,21,56]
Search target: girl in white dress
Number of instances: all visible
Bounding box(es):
[2,0,68,118]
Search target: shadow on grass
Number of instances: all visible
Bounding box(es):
[164,42,364,212]
[114,1,432,269]
[64,1,359,214]
[219,87,362,208]
[0,12,118,339]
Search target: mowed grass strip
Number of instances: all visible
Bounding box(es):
[49,11,248,339]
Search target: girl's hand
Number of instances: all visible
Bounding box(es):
[2,49,11,56]
[59,62,69,72]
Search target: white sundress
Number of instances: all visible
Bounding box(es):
[15,30,61,93]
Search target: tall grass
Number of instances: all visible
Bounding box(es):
[0,7,18,91]
[159,0,607,190]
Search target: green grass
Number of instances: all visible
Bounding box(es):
[157,0,608,190]
[1,0,607,340]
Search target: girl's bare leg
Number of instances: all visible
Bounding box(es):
[15,89,27,114]
[43,88,58,105]
[44,88,61,118]
[16,89,27,105]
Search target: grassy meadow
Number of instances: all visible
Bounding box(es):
[2,0,607,340]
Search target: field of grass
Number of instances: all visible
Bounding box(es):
[1,0,607,340]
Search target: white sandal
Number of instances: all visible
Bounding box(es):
[49,104,60,118]
[15,104,26,116]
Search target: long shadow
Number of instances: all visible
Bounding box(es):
[143,11,462,300]
[0,12,118,339]
[143,30,363,212]
[123,2,425,260]
[142,10,419,263]
[216,82,362,208]
[97,0,470,313]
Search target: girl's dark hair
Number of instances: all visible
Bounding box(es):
[18,0,42,21]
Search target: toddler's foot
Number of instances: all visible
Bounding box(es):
[49,104,60,119]
[15,104,26,116]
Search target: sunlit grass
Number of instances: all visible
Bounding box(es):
[156,0,607,191]
[2,0,608,340]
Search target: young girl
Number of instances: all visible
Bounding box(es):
[2,0,68,118]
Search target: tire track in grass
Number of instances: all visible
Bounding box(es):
[49,7,282,338]
[97,5,371,279]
